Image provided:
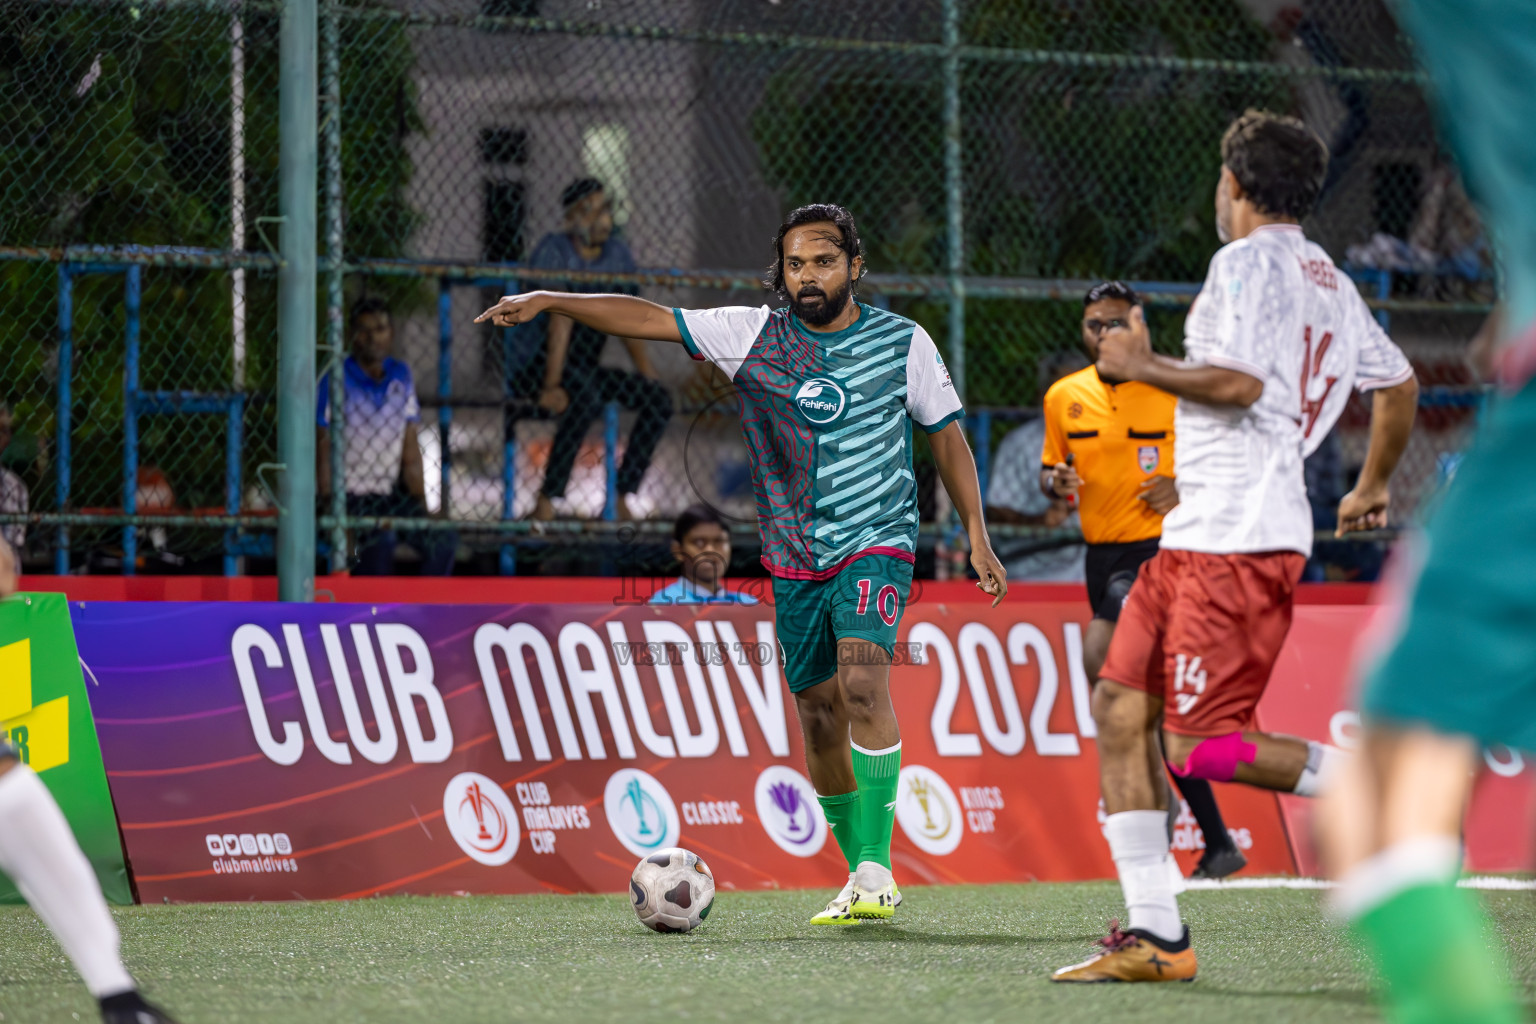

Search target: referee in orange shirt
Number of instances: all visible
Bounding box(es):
[1039,281,1245,879]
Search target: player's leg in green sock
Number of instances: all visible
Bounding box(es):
[1341,838,1520,1024]
[815,790,862,872]
[851,740,901,869]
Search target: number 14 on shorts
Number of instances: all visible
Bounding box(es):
[1173,654,1208,715]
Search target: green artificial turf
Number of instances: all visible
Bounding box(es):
[2,883,1533,1023]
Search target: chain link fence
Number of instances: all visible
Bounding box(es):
[0,0,1491,579]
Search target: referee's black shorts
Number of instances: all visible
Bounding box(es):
[1085,537,1161,622]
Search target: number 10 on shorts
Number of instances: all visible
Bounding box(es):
[855,578,901,626]
[1173,653,1207,716]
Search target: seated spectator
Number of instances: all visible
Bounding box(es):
[515,178,673,521]
[0,403,27,551]
[985,414,1087,582]
[318,298,456,575]
[650,505,758,605]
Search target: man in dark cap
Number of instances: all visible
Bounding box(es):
[514,178,672,520]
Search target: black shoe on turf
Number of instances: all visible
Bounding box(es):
[100,991,179,1024]
[1190,845,1247,880]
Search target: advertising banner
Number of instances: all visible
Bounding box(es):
[1257,606,1536,875]
[72,601,1296,902]
[1,594,131,904]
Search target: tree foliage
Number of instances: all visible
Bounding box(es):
[752,0,1291,407]
[0,1,421,529]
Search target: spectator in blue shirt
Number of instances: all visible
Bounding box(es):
[318,298,456,575]
[650,505,759,605]
[513,178,673,521]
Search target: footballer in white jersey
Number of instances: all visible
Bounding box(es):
[1163,223,1414,557]
[1052,110,1419,985]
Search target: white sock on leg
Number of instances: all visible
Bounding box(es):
[0,764,135,998]
[1105,809,1183,943]
[1331,834,1462,921]
[1293,741,1347,797]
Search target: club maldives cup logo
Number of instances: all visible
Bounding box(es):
[794,377,849,427]
[443,772,520,866]
[753,765,827,857]
[603,768,681,858]
[894,765,963,855]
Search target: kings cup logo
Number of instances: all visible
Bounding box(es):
[1138,445,1159,473]
[794,377,848,426]
[753,765,827,857]
[894,765,963,855]
[443,772,520,866]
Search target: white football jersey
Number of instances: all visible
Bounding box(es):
[1160,224,1413,557]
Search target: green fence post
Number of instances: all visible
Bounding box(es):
[278,0,317,602]
[943,0,965,403]
[323,0,347,575]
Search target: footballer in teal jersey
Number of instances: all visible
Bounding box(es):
[1318,3,1535,1023]
[478,204,1007,925]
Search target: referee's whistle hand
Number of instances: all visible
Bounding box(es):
[1050,462,1083,498]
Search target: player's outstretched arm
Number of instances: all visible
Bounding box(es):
[1097,307,1263,408]
[475,290,683,343]
[1336,375,1418,536]
[929,421,1007,607]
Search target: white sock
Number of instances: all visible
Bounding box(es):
[1332,834,1462,921]
[1105,809,1182,943]
[0,765,135,998]
[1166,851,1188,896]
[1293,741,1347,797]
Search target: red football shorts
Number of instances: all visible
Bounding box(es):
[1098,548,1306,737]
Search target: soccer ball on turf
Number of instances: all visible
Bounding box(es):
[630,847,715,932]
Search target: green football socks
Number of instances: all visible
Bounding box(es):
[850,741,902,870]
[1345,842,1520,1024]
[815,790,862,873]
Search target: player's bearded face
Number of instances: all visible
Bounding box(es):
[789,267,852,327]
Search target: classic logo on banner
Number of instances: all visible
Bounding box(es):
[753,766,825,858]
[73,602,1303,902]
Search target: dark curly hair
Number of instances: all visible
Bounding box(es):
[764,204,865,296]
[1221,110,1330,220]
[1083,280,1140,308]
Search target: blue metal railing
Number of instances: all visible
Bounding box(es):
[432,277,622,575]
[56,261,247,576]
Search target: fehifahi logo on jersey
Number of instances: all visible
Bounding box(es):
[604,768,681,857]
[793,377,848,427]
[443,771,520,866]
[894,764,963,855]
[753,765,827,857]
[1138,445,1159,473]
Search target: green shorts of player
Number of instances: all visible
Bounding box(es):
[773,554,913,693]
[1360,378,1536,753]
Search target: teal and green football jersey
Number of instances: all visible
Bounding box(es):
[674,302,963,579]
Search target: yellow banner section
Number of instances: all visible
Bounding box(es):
[0,638,70,773]
[2,696,69,773]
[0,638,31,721]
